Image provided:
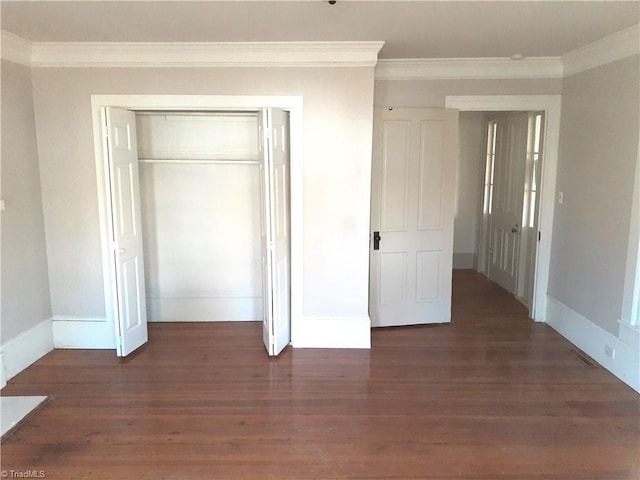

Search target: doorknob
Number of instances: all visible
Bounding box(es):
[511,225,520,234]
[119,248,126,255]
[373,231,381,250]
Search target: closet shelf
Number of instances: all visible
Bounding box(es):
[138,158,260,165]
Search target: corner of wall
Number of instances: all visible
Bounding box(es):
[52,316,115,349]
[0,318,54,387]
[546,295,640,393]
[453,253,475,269]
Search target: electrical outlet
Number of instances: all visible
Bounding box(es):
[604,345,615,359]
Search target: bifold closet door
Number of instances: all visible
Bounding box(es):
[259,108,292,356]
[104,107,148,357]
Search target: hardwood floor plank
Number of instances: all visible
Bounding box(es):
[1,271,638,479]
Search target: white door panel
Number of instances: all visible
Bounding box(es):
[260,108,291,356]
[417,121,446,230]
[370,108,458,327]
[105,107,148,356]
[416,251,440,301]
[380,120,411,231]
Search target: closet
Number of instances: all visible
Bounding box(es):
[103,107,291,357]
[136,112,263,322]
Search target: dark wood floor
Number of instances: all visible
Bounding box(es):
[2,271,639,479]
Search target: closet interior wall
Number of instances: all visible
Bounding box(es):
[135,112,263,322]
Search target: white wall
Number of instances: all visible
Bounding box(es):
[453,112,485,269]
[546,54,640,392]
[137,113,263,322]
[1,60,53,384]
[374,78,562,108]
[549,55,639,335]
[30,66,375,347]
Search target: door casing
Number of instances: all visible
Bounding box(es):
[91,95,303,349]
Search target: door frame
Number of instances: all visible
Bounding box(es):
[445,95,561,322]
[91,94,303,348]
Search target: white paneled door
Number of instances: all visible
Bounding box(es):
[488,113,529,293]
[104,107,148,356]
[259,108,291,355]
[370,108,458,327]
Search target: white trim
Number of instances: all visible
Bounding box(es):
[51,315,108,323]
[29,41,384,68]
[1,31,32,66]
[547,295,640,393]
[0,319,54,384]
[375,24,639,80]
[445,95,562,323]
[562,24,640,77]
[375,57,563,80]
[0,353,6,389]
[90,95,304,352]
[621,133,640,327]
[5,23,638,76]
[295,316,371,349]
[618,320,640,350]
[52,317,115,349]
[146,296,263,322]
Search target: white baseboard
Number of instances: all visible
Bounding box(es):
[52,316,115,349]
[294,315,371,349]
[618,320,640,350]
[147,297,262,322]
[453,252,475,269]
[0,318,54,386]
[0,352,6,389]
[546,295,640,393]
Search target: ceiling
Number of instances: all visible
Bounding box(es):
[2,1,639,59]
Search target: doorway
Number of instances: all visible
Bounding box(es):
[446,95,562,322]
[91,95,303,357]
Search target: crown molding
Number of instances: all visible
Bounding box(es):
[1,31,32,66]
[562,23,640,77]
[376,23,640,81]
[375,57,563,80]
[4,22,637,76]
[27,41,384,67]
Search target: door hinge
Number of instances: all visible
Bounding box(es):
[538,231,541,242]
